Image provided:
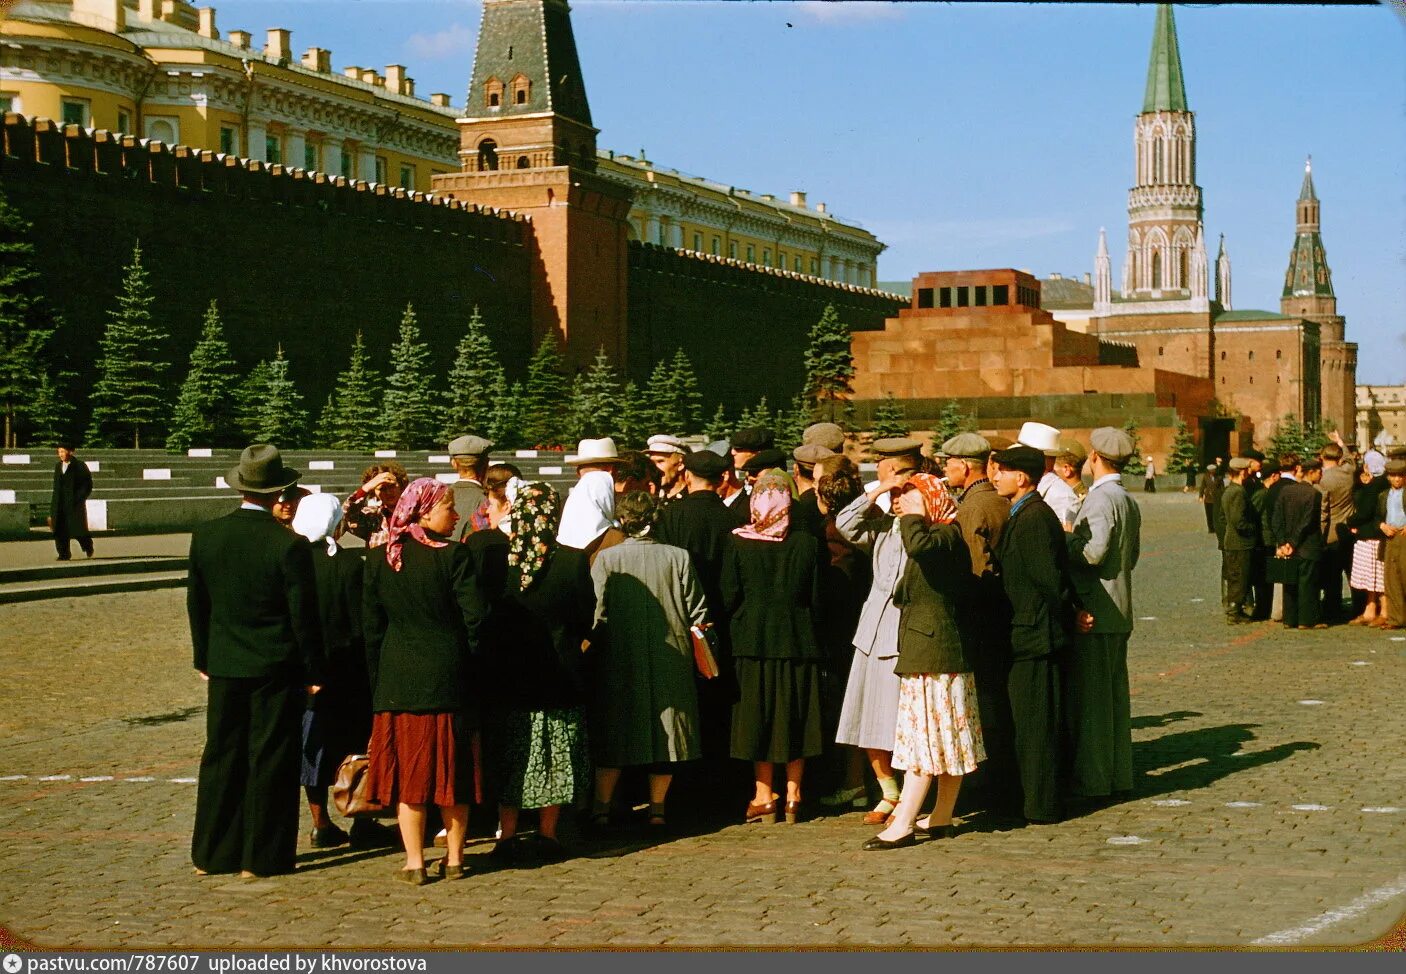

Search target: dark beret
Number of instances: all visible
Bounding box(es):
[991,445,1046,483]
[740,448,787,474]
[730,427,775,452]
[1259,458,1281,476]
[683,449,730,479]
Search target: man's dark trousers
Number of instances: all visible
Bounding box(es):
[1223,549,1252,619]
[1281,556,1321,629]
[192,673,303,876]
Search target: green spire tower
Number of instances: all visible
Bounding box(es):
[1143,3,1188,113]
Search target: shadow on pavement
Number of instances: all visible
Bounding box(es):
[1130,722,1320,798]
[1130,710,1203,730]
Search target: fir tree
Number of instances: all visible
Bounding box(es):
[1168,417,1199,475]
[870,393,908,439]
[24,370,76,447]
[932,400,975,445]
[314,395,338,449]
[1121,419,1146,476]
[86,241,169,448]
[0,191,55,449]
[703,403,730,443]
[615,381,649,447]
[488,375,526,449]
[234,359,275,441]
[166,300,240,453]
[441,306,502,441]
[1268,415,1305,460]
[379,304,438,450]
[802,304,855,421]
[252,346,309,447]
[776,393,810,455]
[569,347,622,440]
[327,330,382,450]
[521,330,570,447]
[668,348,705,435]
[738,396,773,432]
[1301,422,1330,457]
[642,358,681,434]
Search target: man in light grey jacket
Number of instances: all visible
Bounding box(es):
[1064,426,1142,801]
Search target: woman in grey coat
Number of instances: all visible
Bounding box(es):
[588,491,710,829]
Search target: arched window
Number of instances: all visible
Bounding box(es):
[510,74,531,106]
[478,139,498,171]
[1151,251,1162,289]
[1248,350,1254,361]
[516,155,529,169]
[484,77,504,108]
[515,88,527,105]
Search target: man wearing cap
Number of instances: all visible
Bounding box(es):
[792,443,836,545]
[188,445,324,877]
[447,434,492,542]
[730,427,775,477]
[833,437,926,823]
[655,448,743,764]
[1248,458,1281,620]
[941,433,1019,815]
[1017,421,1063,502]
[1198,463,1221,534]
[1220,458,1257,624]
[49,442,94,561]
[646,434,689,505]
[803,422,848,455]
[1317,440,1356,624]
[991,443,1080,823]
[1269,453,1326,630]
[1063,428,1140,803]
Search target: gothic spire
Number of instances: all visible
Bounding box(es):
[1143,4,1188,114]
[1299,155,1317,202]
[1284,161,1333,299]
[467,0,593,126]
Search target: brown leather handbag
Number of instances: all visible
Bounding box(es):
[331,754,393,819]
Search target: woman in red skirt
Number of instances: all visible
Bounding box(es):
[364,478,487,884]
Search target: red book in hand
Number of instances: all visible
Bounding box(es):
[690,625,719,679]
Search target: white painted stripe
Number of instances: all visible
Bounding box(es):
[124,776,155,782]
[0,774,28,780]
[1351,661,1370,666]
[1188,597,1204,603]
[169,777,197,783]
[1138,616,1158,621]
[0,490,14,504]
[87,461,100,473]
[79,776,114,782]
[308,460,334,471]
[1,454,31,464]
[538,466,563,475]
[1291,804,1330,811]
[1150,799,1191,807]
[1391,637,1405,643]
[1362,807,1402,814]
[1252,872,1406,945]
[1225,801,1262,808]
[374,450,397,458]
[427,455,450,464]
[39,774,72,781]
[1106,835,1146,845]
[1298,700,1325,706]
[187,448,213,458]
[215,477,229,489]
[142,468,172,480]
[515,450,539,458]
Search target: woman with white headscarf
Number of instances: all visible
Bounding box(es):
[557,468,625,564]
[289,494,385,850]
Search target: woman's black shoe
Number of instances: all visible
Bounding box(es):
[861,831,916,851]
[914,821,957,839]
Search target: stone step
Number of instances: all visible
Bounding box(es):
[0,569,188,605]
[0,555,188,586]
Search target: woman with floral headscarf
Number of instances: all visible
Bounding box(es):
[722,469,826,825]
[363,478,488,884]
[485,482,594,863]
[862,473,985,851]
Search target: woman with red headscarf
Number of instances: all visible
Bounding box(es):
[862,473,986,851]
[722,469,826,825]
[363,478,488,884]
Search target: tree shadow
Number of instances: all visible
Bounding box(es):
[1130,710,1202,730]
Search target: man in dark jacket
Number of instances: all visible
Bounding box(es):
[1197,464,1221,534]
[1252,460,1286,620]
[1270,453,1326,630]
[49,443,93,560]
[991,445,1084,824]
[1220,458,1258,623]
[188,445,324,877]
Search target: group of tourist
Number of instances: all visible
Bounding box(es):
[1208,434,1406,630]
[186,416,1145,883]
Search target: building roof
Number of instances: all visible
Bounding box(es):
[1283,233,1335,298]
[1143,3,1188,114]
[468,0,593,126]
[1215,309,1298,323]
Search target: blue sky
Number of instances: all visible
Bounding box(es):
[216,1,1405,383]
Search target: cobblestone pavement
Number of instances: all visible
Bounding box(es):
[1,495,1403,949]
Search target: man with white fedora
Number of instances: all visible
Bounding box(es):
[1017,421,1063,503]
[188,444,324,877]
[559,438,625,553]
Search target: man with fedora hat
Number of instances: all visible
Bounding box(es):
[1064,427,1141,803]
[188,444,324,877]
[49,442,94,561]
[446,434,493,542]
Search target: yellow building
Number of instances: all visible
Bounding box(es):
[1,0,886,282]
[0,0,460,192]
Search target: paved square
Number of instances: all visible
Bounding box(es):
[1,495,1402,948]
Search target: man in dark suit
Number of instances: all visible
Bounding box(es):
[49,443,93,560]
[1270,453,1326,630]
[188,444,324,877]
[991,445,1087,824]
[1220,458,1258,624]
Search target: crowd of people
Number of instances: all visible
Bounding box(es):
[186,417,1147,883]
[1203,433,1406,630]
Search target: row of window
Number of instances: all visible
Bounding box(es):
[915,284,1014,309]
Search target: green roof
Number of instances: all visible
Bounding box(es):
[1143,4,1189,113]
[1299,158,1318,202]
[468,0,593,125]
[1282,233,1334,298]
[1216,309,1297,323]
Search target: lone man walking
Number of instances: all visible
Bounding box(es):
[49,442,93,560]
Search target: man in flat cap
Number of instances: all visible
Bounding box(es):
[940,432,1018,816]
[730,427,775,474]
[188,445,324,877]
[646,434,689,506]
[991,444,1082,823]
[1220,458,1258,625]
[1197,463,1221,535]
[803,422,847,454]
[656,447,743,765]
[832,436,926,823]
[1063,426,1141,803]
[447,434,493,542]
[791,443,836,547]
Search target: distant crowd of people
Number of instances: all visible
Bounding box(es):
[185,417,1145,883]
[1198,433,1406,630]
